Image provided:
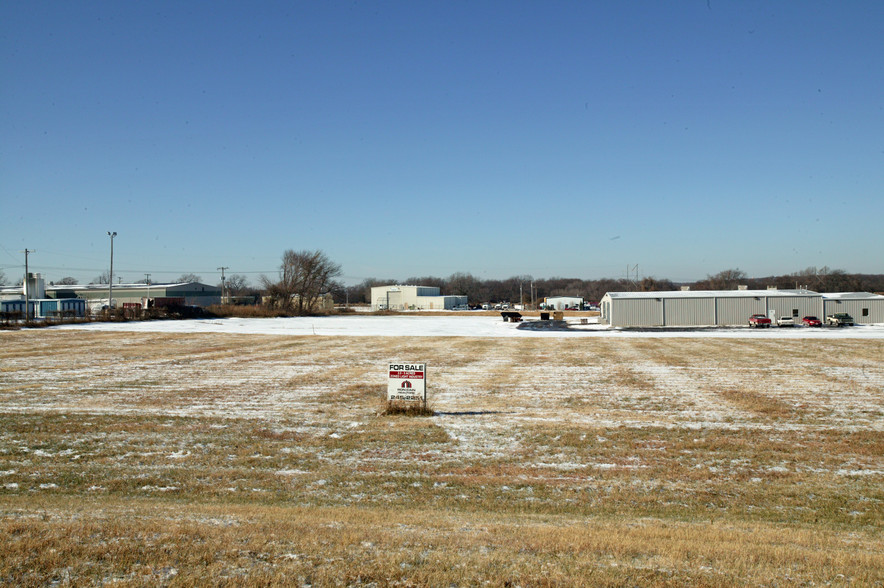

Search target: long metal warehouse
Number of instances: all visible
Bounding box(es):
[822,292,884,324]
[599,289,823,328]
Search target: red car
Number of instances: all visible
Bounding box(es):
[802,316,822,327]
[749,314,772,328]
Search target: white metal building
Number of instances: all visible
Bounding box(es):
[371,285,468,311]
[543,296,585,310]
[599,289,823,328]
[822,292,884,324]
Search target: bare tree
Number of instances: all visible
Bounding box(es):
[699,268,748,290]
[0,270,7,286]
[176,273,202,283]
[91,270,110,284]
[224,274,250,296]
[261,249,342,314]
[56,276,79,285]
[446,272,484,304]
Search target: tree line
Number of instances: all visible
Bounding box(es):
[341,267,884,306]
[4,258,882,313]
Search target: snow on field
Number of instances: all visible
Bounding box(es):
[3,318,882,497]
[49,315,884,339]
[8,318,881,437]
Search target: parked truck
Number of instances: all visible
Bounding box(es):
[825,313,855,327]
[748,314,772,328]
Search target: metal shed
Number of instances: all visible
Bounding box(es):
[599,289,823,327]
[822,292,884,324]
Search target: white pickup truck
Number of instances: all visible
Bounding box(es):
[825,313,855,327]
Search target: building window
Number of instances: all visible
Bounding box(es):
[862,308,869,317]
[792,309,799,317]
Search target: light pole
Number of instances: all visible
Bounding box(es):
[145,273,151,309]
[217,266,229,304]
[107,232,116,312]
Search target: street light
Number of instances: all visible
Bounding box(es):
[107,232,116,312]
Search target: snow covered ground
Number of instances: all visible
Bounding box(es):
[49,314,884,339]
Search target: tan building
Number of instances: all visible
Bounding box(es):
[371,285,468,311]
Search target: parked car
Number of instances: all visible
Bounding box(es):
[825,313,855,327]
[776,316,795,327]
[802,316,822,327]
[749,314,772,328]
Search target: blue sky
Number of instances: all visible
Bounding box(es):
[2,1,882,286]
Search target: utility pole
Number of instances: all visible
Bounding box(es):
[145,274,151,308]
[22,249,34,322]
[217,266,229,303]
[107,232,116,312]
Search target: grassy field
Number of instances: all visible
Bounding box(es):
[1,330,882,586]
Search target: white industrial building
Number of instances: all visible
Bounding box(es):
[542,296,585,310]
[371,285,468,311]
[822,292,884,324]
[599,289,824,328]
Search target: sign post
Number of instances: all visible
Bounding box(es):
[387,363,427,409]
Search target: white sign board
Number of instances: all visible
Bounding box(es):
[388,363,426,402]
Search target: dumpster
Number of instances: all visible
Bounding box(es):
[540,312,550,321]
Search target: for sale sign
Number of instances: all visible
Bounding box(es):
[387,363,426,402]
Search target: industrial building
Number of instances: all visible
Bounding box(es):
[1,298,87,319]
[822,292,884,324]
[371,285,468,311]
[0,274,221,310]
[599,289,824,328]
[542,296,585,310]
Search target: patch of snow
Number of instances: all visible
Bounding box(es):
[49,316,884,339]
[836,469,883,476]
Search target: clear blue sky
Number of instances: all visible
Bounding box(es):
[2,1,882,286]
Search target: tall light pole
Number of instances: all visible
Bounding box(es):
[145,273,151,309]
[107,232,117,312]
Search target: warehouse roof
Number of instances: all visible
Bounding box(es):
[821,292,884,300]
[604,289,819,299]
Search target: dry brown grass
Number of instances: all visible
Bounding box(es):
[1,330,882,585]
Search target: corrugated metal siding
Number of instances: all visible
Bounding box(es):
[716,297,766,326]
[604,291,834,327]
[664,297,715,326]
[824,299,884,324]
[600,297,611,324]
[767,296,822,322]
[613,299,663,327]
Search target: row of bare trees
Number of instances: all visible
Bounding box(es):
[341,267,884,307]
[6,257,880,313]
